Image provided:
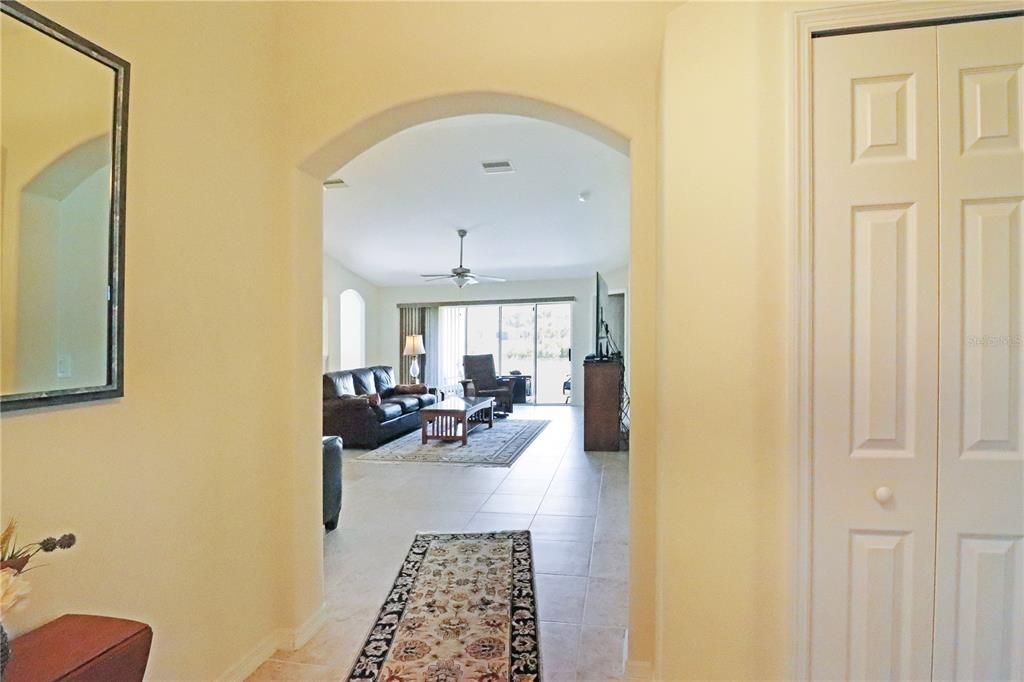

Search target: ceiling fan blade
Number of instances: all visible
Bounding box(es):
[419,274,453,278]
[421,230,512,287]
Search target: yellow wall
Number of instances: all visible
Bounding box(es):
[1,3,294,679]
[273,2,673,669]
[657,2,796,678]
[1,2,808,679]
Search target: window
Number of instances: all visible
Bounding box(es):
[437,306,466,395]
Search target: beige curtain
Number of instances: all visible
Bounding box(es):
[398,306,427,383]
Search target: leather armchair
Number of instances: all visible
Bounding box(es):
[461,354,514,414]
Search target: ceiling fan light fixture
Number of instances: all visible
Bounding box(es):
[419,229,496,287]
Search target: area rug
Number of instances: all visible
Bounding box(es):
[347,531,541,681]
[355,419,549,467]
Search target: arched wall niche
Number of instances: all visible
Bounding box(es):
[338,288,366,370]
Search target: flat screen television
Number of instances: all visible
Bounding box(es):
[594,272,610,357]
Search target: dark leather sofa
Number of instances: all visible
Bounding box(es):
[323,365,438,448]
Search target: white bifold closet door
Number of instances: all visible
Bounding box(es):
[812,26,940,681]
[811,15,1023,682]
[933,17,1024,681]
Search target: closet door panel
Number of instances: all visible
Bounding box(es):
[935,17,1024,681]
[811,26,939,681]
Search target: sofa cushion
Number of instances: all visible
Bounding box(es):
[350,368,377,395]
[371,366,397,396]
[323,371,355,399]
[416,393,438,408]
[382,395,420,414]
[336,395,370,409]
[372,402,403,422]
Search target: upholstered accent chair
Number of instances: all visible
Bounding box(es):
[322,436,342,531]
[460,354,514,414]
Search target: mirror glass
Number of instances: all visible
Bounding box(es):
[1,2,128,409]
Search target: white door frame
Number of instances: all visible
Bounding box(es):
[788,3,1024,678]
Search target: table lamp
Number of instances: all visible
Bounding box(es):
[403,334,426,384]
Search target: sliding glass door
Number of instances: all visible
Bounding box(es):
[449,300,572,405]
[499,304,536,379]
[465,305,499,360]
[536,302,572,403]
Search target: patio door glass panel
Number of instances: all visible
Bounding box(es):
[499,305,536,402]
[536,302,572,403]
[466,305,499,359]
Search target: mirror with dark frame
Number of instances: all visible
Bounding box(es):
[0,0,129,411]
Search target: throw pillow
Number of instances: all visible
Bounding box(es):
[395,383,428,395]
[365,393,382,406]
[338,395,370,408]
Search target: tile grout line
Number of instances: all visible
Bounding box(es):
[475,407,573,526]
[303,407,628,682]
[574,459,607,675]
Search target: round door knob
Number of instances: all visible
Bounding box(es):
[874,486,893,504]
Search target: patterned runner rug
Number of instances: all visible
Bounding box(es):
[347,531,541,681]
[355,419,549,467]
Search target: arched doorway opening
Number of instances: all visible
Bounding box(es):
[288,92,642,678]
[298,92,629,180]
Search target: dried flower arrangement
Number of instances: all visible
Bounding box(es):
[1,519,77,617]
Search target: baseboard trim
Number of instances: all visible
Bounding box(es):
[284,602,328,650]
[215,603,328,682]
[216,630,281,682]
[626,659,654,680]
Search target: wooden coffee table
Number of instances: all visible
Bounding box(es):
[420,396,495,446]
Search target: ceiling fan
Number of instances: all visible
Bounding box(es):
[420,229,506,288]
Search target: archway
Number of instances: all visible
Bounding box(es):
[286,91,647,676]
[298,92,629,180]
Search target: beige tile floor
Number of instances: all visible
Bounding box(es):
[247,405,630,681]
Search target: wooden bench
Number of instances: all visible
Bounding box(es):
[7,615,152,682]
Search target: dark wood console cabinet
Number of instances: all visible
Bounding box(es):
[584,359,623,451]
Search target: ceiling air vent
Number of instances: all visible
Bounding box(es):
[481,160,515,174]
[323,178,348,188]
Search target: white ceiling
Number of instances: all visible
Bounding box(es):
[322,114,629,287]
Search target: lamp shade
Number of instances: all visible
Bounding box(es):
[403,334,425,356]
